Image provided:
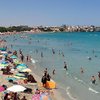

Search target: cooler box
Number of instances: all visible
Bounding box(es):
[46,81,56,89]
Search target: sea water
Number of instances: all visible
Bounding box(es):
[2,32,100,100]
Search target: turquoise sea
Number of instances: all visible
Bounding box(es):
[1,32,100,100]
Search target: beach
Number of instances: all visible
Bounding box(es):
[0,34,66,100]
[1,32,100,100]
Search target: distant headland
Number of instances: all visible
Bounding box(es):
[0,25,100,35]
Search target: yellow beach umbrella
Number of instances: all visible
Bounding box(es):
[13,59,21,65]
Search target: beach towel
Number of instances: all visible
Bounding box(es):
[32,94,40,100]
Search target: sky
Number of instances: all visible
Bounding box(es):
[0,0,100,26]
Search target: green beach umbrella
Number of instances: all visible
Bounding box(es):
[0,63,8,67]
[15,73,25,77]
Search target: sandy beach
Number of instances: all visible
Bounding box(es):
[0,43,66,100]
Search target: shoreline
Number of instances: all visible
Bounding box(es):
[0,42,67,100]
[25,60,66,100]
[0,31,99,36]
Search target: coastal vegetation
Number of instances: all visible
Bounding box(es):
[0,25,100,33]
[0,26,32,32]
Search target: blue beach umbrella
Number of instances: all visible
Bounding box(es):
[19,64,28,67]
[2,61,8,64]
[16,64,28,71]
[0,48,6,51]
[6,77,17,81]
[10,55,17,59]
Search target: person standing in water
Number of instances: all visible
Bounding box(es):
[64,62,68,70]
[98,72,100,80]
[52,69,55,75]
[80,67,84,73]
[91,76,96,84]
[41,52,43,57]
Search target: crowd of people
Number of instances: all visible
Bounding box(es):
[4,92,27,100]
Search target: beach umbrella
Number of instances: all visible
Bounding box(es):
[16,66,27,71]
[0,86,5,92]
[15,73,25,77]
[7,85,26,92]
[13,76,27,80]
[10,55,17,59]
[0,51,7,54]
[16,64,28,70]
[0,48,6,51]
[2,61,8,64]
[0,55,4,57]
[19,63,28,67]
[6,77,17,81]
[0,63,8,68]
[22,68,31,72]
[0,62,8,69]
[13,59,21,65]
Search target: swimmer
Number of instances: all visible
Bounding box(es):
[87,57,92,60]
[80,67,84,73]
[64,63,68,70]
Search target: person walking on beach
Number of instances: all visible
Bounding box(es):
[41,74,47,87]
